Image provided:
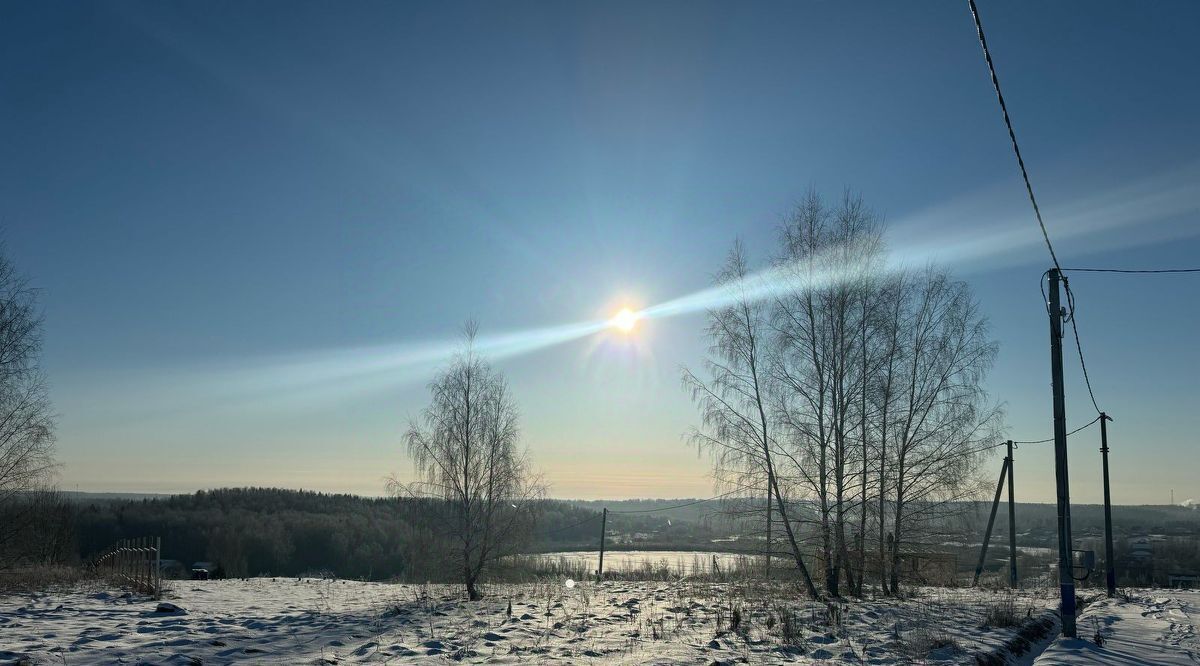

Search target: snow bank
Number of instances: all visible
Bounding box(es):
[1034,590,1199,665]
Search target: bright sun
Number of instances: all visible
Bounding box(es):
[611,307,639,333]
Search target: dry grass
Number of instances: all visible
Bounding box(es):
[0,565,92,595]
[981,595,1023,628]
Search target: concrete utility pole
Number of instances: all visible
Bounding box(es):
[1100,413,1116,597]
[1007,440,1017,587]
[597,508,607,581]
[1048,268,1076,637]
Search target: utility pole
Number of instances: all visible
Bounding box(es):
[597,508,607,581]
[973,456,1010,586]
[1007,440,1017,587]
[1100,413,1116,597]
[1048,268,1076,637]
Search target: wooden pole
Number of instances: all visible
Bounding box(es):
[1007,440,1017,587]
[597,508,607,581]
[973,457,1009,586]
[1048,268,1076,637]
[1100,413,1116,597]
[142,537,149,592]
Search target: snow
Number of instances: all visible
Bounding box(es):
[1,578,1195,664]
[1034,589,1200,665]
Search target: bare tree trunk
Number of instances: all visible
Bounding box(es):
[765,489,772,579]
[856,290,870,597]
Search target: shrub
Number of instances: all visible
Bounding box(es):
[982,596,1021,628]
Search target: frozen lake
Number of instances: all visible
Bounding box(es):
[526,550,761,575]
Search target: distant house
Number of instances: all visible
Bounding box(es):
[1126,536,1154,585]
[191,561,219,580]
[1129,536,1154,560]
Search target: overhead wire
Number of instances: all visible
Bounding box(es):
[539,413,1101,536]
[1057,266,1200,413]
[1011,414,1103,445]
[966,0,1062,274]
[539,512,603,536]
[607,489,743,514]
[1062,267,1200,274]
[969,0,1111,417]
[1064,280,1102,416]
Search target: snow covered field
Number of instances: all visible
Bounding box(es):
[0,577,1195,664]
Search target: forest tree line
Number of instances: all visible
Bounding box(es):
[2,488,667,580]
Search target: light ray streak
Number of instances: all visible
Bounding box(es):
[91,162,1197,416]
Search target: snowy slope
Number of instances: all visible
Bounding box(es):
[1034,590,1199,665]
[3,578,1193,664]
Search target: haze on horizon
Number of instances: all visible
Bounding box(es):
[2,1,1198,504]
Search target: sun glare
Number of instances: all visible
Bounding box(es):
[611,307,639,333]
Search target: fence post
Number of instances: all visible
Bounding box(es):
[597,508,607,581]
[155,536,162,599]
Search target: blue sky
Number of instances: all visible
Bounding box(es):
[2,1,1197,502]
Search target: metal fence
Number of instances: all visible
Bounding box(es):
[95,537,162,598]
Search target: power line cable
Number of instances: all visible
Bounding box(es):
[969,1,1113,417]
[539,512,602,536]
[960,415,1101,453]
[1065,282,1102,416]
[607,489,742,514]
[1062,267,1200,274]
[1012,414,1103,445]
[967,0,1061,273]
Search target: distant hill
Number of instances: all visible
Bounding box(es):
[60,487,1199,581]
[63,491,176,502]
[68,487,612,579]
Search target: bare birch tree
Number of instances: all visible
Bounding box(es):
[884,267,999,594]
[0,250,57,563]
[400,322,542,600]
[682,241,821,599]
[872,273,907,594]
[771,190,883,597]
[683,191,999,598]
